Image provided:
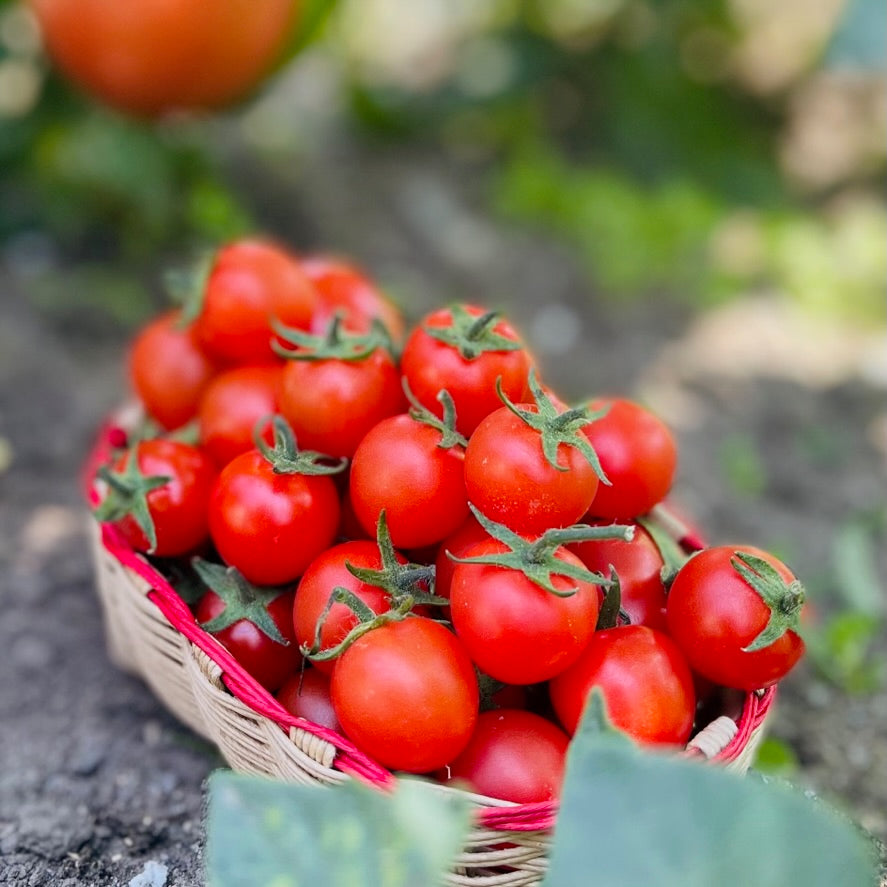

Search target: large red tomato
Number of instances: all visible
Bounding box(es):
[549,625,696,747]
[29,0,299,116]
[330,617,479,773]
[666,546,806,691]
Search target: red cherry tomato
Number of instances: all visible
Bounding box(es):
[128,310,217,431]
[292,540,400,675]
[194,240,318,366]
[197,365,283,468]
[549,625,696,747]
[196,587,298,692]
[450,540,600,685]
[569,521,668,631]
[440,709,569,803]
[302,256,405,343]
[330,617,479,773]
[666,546,806,691]
[434,514,492,603]
[208,450,340,586]
[349,414,469,549]
[465,405,599,536]
[276,668,342,733]
[279,348,404,460]
[583,399,677,520]
[97,440,215,557]
[29,0,298,117]
[400,304,532,436]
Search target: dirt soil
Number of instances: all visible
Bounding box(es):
[1,144,884,886]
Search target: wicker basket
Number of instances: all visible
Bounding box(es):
[85,422,775,886]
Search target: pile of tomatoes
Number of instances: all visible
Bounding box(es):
[92,238,807,805]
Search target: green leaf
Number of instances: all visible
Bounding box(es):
[544,701,877,887]
[753,737,800,777]
[808,611,887,694]
[206,772,471,887]
[831,518,885,617]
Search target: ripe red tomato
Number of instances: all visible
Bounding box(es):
[464,405,599,536]
[276,668,342,733]
[569,521,668,631]
[549,625,696,747]
[197,365,283,468]
[582,399,677,520]
[128,310,217,431]
[196,586,298,692]
[29,0,298,117]
[96,439,215,557]
[433,514,492,603]
[450,540,600,684]
[302,256,405,343]
[194,240,318,366]
[208,450,340,586]
[440,709,569,803]
[666,546,806,690]
[400,304,532,436]
[330,617,479,773]
[292,540,399,675]
[279,348,404,460]
[349,414,469,549]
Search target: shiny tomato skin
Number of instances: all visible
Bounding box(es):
[29,0,298,116]
[583,399,677,520]
[208,450,340,586]
[434,514,492,603]
[349,414,469,549]
[302,256,405,343]
[569,521,668,631]
[128,310,217,431]
[293,540,399,675]
[450,541,600,685]
[106,440,215,557]
[400,305,532,436]
[276,668,342,733]
[549,625,696,747]
[440,709,569,803]
[194,240,318,366]
[197,365,283,468]
[465,406,599,536]
[331,618,479,773]
[196,587,298,692]
[666,546,806,691]
[279,349,405,460]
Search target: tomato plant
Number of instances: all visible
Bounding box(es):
[198,365,283,468]
[29,0,299,116]
[276,318,404,459]
[128,310,217,431]
[400,304,532,436]
[549,624,696,746]
[193,558,299,693]
[208,417,343,585]
[666,546,806,690]
[439,709,569,803]
[330,616,479,773]
[192,240,318,366]
[94,439,215,556]
[582,398,678,520]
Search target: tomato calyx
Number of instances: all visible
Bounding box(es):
[449,505,634,597]
[93,450,171,553]
[254,415,348,476]
[595,569,632,631]
[272,313,394,362]
[301,512,447,663]
[637,513,691,587]
[732,552,806,652]
[424,304,523,360]
[403,379,468,450]
[165,251,216,329]
[192,557,291,645]
[498,370,610,480]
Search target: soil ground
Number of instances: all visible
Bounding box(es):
[1,144,884,885]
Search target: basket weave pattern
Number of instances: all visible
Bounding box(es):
[86,426,775,885]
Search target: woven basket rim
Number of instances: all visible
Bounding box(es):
[84,418,777,833]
